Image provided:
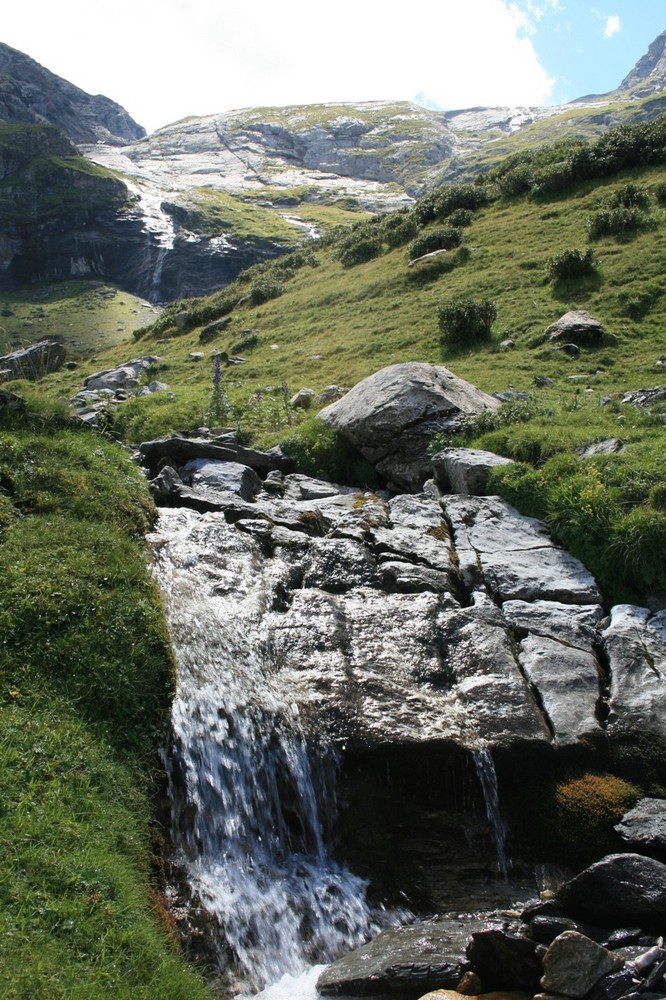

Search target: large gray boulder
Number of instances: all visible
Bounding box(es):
[556,853,666,927]
[0,340,66,382]
[544,310,604,347]
[318,363,499,490]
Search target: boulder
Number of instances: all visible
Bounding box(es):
[432,448,515,496]
[0,340,66,382]
[442,495,602,604]
[577,438,623,458]
[290,388,316,409]
[466,923,542,994]
[555,853,666,928]
[540,931,623,998]
[180,459,262,502]
[84,355,160,392]
[138,435,296,476]
[319,363,499,490]
[615,798,666,853]
[316,918,487,996]
[602,606,666,770]
[544,311,604,347]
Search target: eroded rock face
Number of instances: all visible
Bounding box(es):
[319,363,500,491]
[0,340,66,382]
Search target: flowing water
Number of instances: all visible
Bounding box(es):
[472,749,509,879]
[151,509,382,993]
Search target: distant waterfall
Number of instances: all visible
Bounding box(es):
[151,510,379,993]
[472,749,509,879]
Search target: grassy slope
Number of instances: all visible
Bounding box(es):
[41,159,666,603]
[0,399,212,999]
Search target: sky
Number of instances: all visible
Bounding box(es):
[1,1,664,134]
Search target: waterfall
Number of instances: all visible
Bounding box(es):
[472,749,509,879]
[151,509,380,993]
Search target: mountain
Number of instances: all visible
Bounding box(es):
[619,29,666,96]
[0,41,145,145]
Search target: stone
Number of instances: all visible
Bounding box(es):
[501,600,604,650]
[316,385,348,405]
[540,931,623,998]
[0,340,66,382]
[620,386,666,410]
[138,435,296,476]
[577,438,624,458]
[556,853,666,928]
[290,388,316,409]
[199,316,231,343]
[432,448,515,496]
[84,355,160,392]
[603,606,666,768]
[615,798,666,852]
[180,459,262,502]
[442,495,602,604]
[466,923,542,993]
[527,915,594,945]
[138,380,169,396]
[317,918,486,996]
[319,363,499,491]
[544,310,605,347]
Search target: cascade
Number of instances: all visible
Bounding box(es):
[150,509,381,993]
[472,749,509,879]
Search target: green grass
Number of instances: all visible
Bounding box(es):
[0,281,160,357]
[0,398,212,998]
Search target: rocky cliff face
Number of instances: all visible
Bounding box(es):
[619,31,666,97]
[0,41,145,145]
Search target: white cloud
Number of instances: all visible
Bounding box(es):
[1,0,556,133]
[604,14,622,38]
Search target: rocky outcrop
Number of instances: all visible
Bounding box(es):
[0,41,145,145]
[543,311,605,347]
[619,31,666,97]
[432,448,515,497]
[0,340,66,382]
[615,798,666,854]
[318,364,500,490]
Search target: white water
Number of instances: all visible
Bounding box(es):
[151,510,381,993]
[472,749,509,879]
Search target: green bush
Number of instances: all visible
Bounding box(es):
[249,278,284,305]
[334,227,384,267]
[380,211,419,248]
[588,205,651,240]
[281,419,378,485]
[438,297,497,346]
[446,208,474,228]
[408,226,462,259]
[414,183,488,224]
[653,181,666,204]
[546,247,597,281]
[610,182,651,210]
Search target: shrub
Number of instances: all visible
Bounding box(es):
[438,297,497,346]
[334,229,383,267]
[281,419,378,485]
[588,205,651,240]
[414,183,488,224]
[610,182,651,210]
[546,247,597,281]
[380,210,419,248]
[408,227,462,259]
[653,181,666,205]
[249,278,284,305]
[446,208,474,228]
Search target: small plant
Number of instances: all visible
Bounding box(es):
[249,278,284,305]
[335,231,383,267]
[206,355,232,425]
[438,297,497,347]
[546,247,597,281]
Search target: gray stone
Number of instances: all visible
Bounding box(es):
[199,316,231,343]
[577,437,624,458]
[316,385,348,405]
[502,599,604,650]
[317,918,487,996]
[84,355,160,392]
[540,931,623,998]
[620,385,666,410]
[442,495,602,604]
[432,447,515,496]
[556,853,666,927]
[544,310,605,346]
[289,388,316,409]
[603,606,666,759]
[0,340,66,382]
[319,363,499,491]
[137,380,169,396]
[615,798,666,852]
[138,435,296,475]
[516,634,602,747]
[180,459,263,501]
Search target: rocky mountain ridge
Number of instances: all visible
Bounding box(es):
[0,41,145,145]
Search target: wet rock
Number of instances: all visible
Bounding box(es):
[555,853,666,928]
[0,340,66,382]
[466,922,542,993]
[317,918,486,996]
[544,310,605,347]
[319,363,499,491]
[615,798,666,853]
[432,448,515,497]
[526,914,594,945]
[501,599,604,649]
[587,968,640,1000]
[540,931,623,998]
[602,606,666,771]
[180,459,262,502]
[442,495,601,604]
